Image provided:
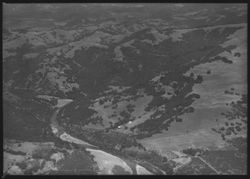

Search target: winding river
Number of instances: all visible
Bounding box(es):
[48,99,155,175]
[49,100,97,148]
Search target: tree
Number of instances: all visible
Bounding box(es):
[196,75,203,83]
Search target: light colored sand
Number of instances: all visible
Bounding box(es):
[86,148,133,174]
[135,164,153,175]
[59,132,96,147]
[56,99,73,108]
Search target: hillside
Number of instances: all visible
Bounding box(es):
[3,3,247,175]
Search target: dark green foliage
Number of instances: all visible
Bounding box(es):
[57,149,98,174]
[212,94,247,140]
[234,52,241,57]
